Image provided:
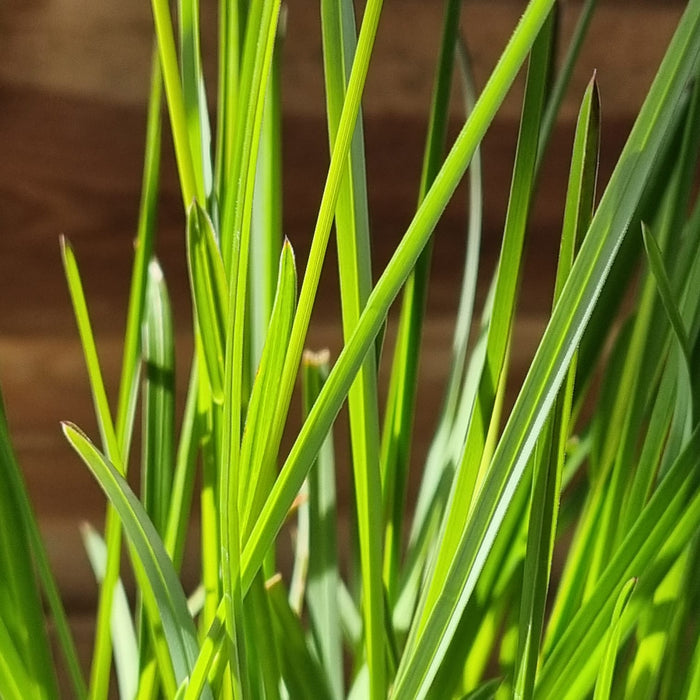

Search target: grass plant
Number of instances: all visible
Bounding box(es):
[1,0,699,698]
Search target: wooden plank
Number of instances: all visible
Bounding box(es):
[0,2,684,118]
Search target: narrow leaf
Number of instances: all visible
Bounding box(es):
[186,202,228,403]
[62,422,207,694]
[81,524,139,700]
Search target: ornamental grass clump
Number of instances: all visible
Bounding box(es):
[1,0,699,698]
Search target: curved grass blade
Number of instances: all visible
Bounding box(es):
[81,523,139,700]
[657,229,700,477]
[62,422,209,696]
[186,202,228,403]
[391,3,700,695]
[241,0,560,599]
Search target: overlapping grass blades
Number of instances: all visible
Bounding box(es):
[0,0,698,697]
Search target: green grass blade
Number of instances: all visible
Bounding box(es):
[682,630,700,699]
[219,0,280,272]
[537,0,598,165]
[320,0,384,692]
[184,599,226,700]
[249,15,284,375]
[459,678,501,700]
[659,539,700,699]
[267,575,334,700]
[381,0,461,607]
[242,576,282,700]
[240,239,297,539]
[213,0,240,207]
[62,422,208,695]
[241,0,559,600]
[141,259,175,535]
[61,239,122,465]
[427,472,529,696]
[514,73,600,700]
[0,614,35,700]
[0,392,60,699]
[338,578,363,650]
[288,473,309,614]
[197,394,223,648]
[164,359,201,571]
[616,351,678,539]
[62,237,127,699]
[593,578,637,700]
[115,48,162,461]
[642,222,692,365]
[186,202,229,403]
[391,3,700,695]
[178,0,212,200]
[150,0,202,207]
[651,70,700,275]
[81,523,139,700]
[137,258,176,688]
[302,350,343,700]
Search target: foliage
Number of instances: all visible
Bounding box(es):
[1,0,699,698]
